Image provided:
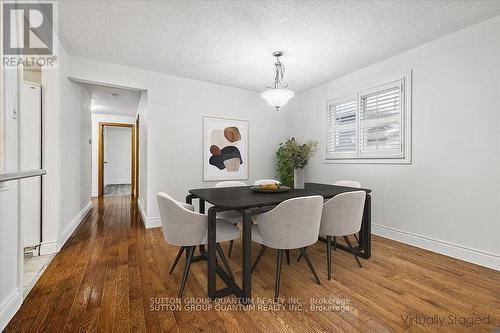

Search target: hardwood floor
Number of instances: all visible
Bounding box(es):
[5,196,500,332]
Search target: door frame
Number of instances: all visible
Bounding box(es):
[98,122,136,197]
[135,115,139,198]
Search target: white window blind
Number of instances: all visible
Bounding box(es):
[325,72,411,163]
[326,99,357,158]
[359,81,403,157]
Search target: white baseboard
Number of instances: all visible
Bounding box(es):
[137,198,159,228]
[58,201,93,250]
[0,289,22,331]
[137,197,147,226]
[372,224,500,271]
[39,240,58,255]
[145,217,161,229]
[104,181,131,186]
[91,191,98,197]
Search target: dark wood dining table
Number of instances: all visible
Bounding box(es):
[186,182,372,303]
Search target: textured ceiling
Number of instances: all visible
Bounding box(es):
[85,84,141,117]
[60,1,500,93]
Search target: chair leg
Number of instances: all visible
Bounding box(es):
[285,249,290,265]
[227,240,234,258]
[300,247,321,285]
[169,247,185,274]
[326,236,332,280]
[252,245,267,272]
[296,251,303,262]
[179,246,195,297]
[333,236,337,251]
[353,233,359,243]
[216,243,234,280]
[274,249,284,301]
[343,236,362,268]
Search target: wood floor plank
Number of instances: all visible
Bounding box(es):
[5,195,499,333]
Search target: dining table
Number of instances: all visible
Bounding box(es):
[186,182,372,303]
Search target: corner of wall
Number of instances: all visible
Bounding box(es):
[0,288,22,332]
[58,201,93,250]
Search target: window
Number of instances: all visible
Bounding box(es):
[326,72,411,163]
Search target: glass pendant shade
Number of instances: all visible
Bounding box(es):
[261,88,295,110]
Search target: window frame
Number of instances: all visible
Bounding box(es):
[324,70,412,164]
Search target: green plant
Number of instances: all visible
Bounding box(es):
[276,137,318,185]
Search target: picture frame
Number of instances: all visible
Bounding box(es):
[203,116,249,181]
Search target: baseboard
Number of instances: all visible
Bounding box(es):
[58,201,93,250]
[372,224,500,271]
[145,216,161,229]
[104,181,132,186]
[137,198,160,228]
[0,289,22,331]
[91,191,98,197]
[39,240,58,255]
[137,197,147,227]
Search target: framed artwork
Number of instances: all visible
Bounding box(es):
[203,116,248,181]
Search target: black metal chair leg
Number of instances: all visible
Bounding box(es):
[296,252,303,262]
[169,247,185,274]
[326,236,332,280]
[285,249,290,265]
[333,236,337,251]
[344,236,362,268]
[252,245,267,272]
[227,240,234,258]
[179,246,195,297]
[300,248,321,285]
[353,233,359,243]
[216,243,234,280]
[274,249,284,301]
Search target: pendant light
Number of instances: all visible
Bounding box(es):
[261,51,294,111]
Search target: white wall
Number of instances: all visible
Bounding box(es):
[40,63,61,254]
[103,126,132,186]
[287,16,500,270]
[136,92,148,220]
[68,57,289,227]
[90,113,136,196]
[59,45,93,247]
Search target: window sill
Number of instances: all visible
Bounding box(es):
[323,157,411,165]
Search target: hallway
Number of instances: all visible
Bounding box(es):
[4,196,500,332]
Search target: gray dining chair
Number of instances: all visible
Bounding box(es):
[318,191,366,280]
[251,195,324,300]
[334,180,361,243]
[157,192,240,297]
[214,181,247,257]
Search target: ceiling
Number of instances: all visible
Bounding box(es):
[60,1,500,93]
[84,84,141,117]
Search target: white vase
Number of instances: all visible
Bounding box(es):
[294,168,305,189]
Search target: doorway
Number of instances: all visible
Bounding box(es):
[98,122,136,197]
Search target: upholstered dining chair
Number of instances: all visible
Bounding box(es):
[157,192,240,297]
[334,180,361,243]
[251,196,324,300]
[317,191,366,280]
[214,181,247,257]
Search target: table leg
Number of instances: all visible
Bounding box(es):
[186,195,207,256]
[207,207,217,299]
[241,209,252,304]
[359,194,371,259]
[199,199,206,255]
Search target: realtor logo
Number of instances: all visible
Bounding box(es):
[2,1,57,67]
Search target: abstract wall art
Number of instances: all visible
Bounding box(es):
[203,116,248,181]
